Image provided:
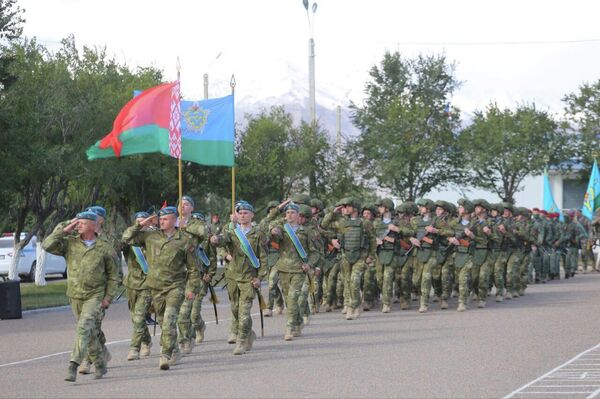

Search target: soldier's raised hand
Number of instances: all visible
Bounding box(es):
[140,215,157,228]
[63,218,79,234]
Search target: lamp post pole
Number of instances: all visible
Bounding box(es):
[303,0,317,127]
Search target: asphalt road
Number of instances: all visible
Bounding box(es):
[2,272,600,398]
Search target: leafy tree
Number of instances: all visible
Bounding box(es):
[563,80,600,176]
[458,102,571,203]
[350,52,463,201]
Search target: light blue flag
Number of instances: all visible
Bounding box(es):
[582,160,600,220]
[179,95,235,166]
[543,168,563,221]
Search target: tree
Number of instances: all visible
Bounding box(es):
[458,102,571,203]
[563,80,600,176]
[350,52,463,201]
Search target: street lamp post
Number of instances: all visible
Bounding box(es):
[303,0,317,127]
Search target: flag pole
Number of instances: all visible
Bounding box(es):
[177,57,183,223]
[230,74,236,214]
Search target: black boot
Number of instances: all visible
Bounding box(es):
[65,361,78,382]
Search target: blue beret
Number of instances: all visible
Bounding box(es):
[76,211,98,221]
[191,211,205,221]
[286,202,300,212]
[86,206,106,218]
[180,195,195,208]
[235,200,254,212]
[134,211,150,219]
[158,206,178,217]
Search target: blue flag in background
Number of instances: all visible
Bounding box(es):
[543,168,563,221]
[582,160,600,220]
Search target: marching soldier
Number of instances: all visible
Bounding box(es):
[448,199,475,311]
[122,206,200,370]
[362,203,379,310]
[260,200,285,317]
[211,200,267,355]
[469,199,493,308]
[42,211,120,382]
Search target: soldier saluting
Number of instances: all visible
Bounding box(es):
[122,206,200,370]
[42,211,120,382]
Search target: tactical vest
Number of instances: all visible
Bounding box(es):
[342,218,364,263]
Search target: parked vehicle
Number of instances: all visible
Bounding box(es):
[0,234,67,282]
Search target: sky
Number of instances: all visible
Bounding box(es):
[16,0,600,207]
[18,0,600,116]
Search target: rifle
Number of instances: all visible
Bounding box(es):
[208,283,219,325]
[113,287,126,302]
[255,287,266,337]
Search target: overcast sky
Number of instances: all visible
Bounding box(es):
[18,0,600,117]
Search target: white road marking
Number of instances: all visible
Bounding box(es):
[505,342,600,398]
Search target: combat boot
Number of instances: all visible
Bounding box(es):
[341,306,348,315]
[477,300,486,308]
[169,350,181,366]
[195,323,206,344]
[303,315,310,326]
[432,295,440,303]
[353,307,361,319]
[345,308,355,320]
[382,304,391,313]
[244,330,256,351]
[127,349,140,361]
[512,291,519,298]
[78,359,91,374]
[227,333,237,344]
[504,292,513,300]
[273,306,283,315]
[140,341,152,357]
[159,355,170,370]
[263,308,273,317]
[292,326,302,337]
[65,361,78,382]
[457,302,466,312]
[363,302,372,311]
[93,363,107,380]
[284,329,294,341]
[518,289,525,296]
[418,304,428,313]
[400,299,409,310]
[233,342,245,355]
[180,340,192,355]
[496,295,503,303]
[440,300,448,310]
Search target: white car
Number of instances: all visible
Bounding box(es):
[0,234,67,282]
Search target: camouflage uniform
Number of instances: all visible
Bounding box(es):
[122,220,200,365]
[394,202,418,310]
[43,219,120,377]
[450,199,476,311]
[260,202,285,315]
[558,213,585,278]
[470,199,493,307]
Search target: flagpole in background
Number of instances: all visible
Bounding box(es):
[176,57,184,222]
[230,74,236,214]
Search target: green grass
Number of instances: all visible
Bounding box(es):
[20,281,69,310]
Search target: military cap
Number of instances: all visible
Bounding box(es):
[540,209,548,216]
[290,193,311,205]
[286,202,300,212]
[76,211,98,221]
[377,198,395,212]
[86,205,106,218]
[403,201,418,215]
[472,199,490,210]
[267,200,279,210]
[134,211,150,220]
[457,198,475,213]
[517,207,530,217]
[416,198,435,211]
[501,202,514,214]
[363,203,378,216]
[191,211,205,221]
[179,195,195,208]
[335,197,353,207]
[310,198,324,210]
[447,202,458,215]
[489,203,504,213]
[352,198,362,211]
[298,204,312,218]
[235,200,254,212]
[434,200,452,213]
[158,206,178,217]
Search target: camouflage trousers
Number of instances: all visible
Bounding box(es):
[519,252,531,293]
[581,242,595,269]
[531,249,543,282]
[455,262,472,305]
[362,263,378,306]
[471,252,490,301]
[325,261,342,307]
[440,256,455,301]
[267,266,285,310]
[225,278,255,342]
[396,256,413,303]
[415,255,438,307]
[493,250,509,297]
[151,286,185,357]
[506,250,523,295]
[177,281,209,344]
[340,256,367,310]
[381,260,397,306]
[69,294,105,366]
[279,271,305,330]
[127,288,152,350]
[565,246,579,275]
[543,249,560,277]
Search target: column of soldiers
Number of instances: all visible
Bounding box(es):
[43,194,600,383]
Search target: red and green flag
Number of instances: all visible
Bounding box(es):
[86,81,234,166]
